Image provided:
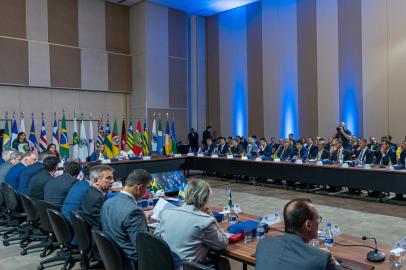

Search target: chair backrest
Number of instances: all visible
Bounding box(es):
[136,232,174,270]
[92,230,125,270]
[2,183,19,211]
[19,194,38,222]
[70,211,91,251]
[36,200,59,233]
[47,209,72,245]
[183,262,215,270]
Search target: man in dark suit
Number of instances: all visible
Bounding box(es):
[0,150,21,182]
[101,169,151,269]
[290,140,308,160]
[375,139,396,166]
[28,156,59,200]
[316,140,330,160]
[275,139,292,160]
[202,138,216,154]
[216,137,229,155]
[188,128,199,152]
[306,137,318,159]
[256,199,340,270]
[230,138,244,155]
[367,136,380,156]
[202,126,212,146]
[5,152,37,189]
[354,138,374,165]
[330,140,351,163]
[78,165,114,229]
[258,137,272,156]
[268,137,279,154]
[333,122,352,149]
[44,161,81,208]
[17,151,54,194]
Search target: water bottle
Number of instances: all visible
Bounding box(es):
[256,223,266,239]
[324,223,334,247]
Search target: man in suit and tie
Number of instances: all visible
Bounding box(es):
[78,165,114,229]
[28,156,59,200]
[316,140,330,161]
[5,152,37,189]
[256,199,340,270]
[330,140,351,163]
[44,161,81,208]
[188,128,199,152]
[306,138,318,160]
[275,139,292,160]
[230,138,244,155]
[375,139,396,166]
[17,151,54,194]
[367,136,380,156]
[202,138,216,154]
[258,137,272,156]
[101,169,151,270]
[217,137,229,155]
[290,140,308,160]
[355,138,374,165]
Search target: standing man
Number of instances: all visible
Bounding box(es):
[188,128,199,152]
[333,122,352,149]
[202,126,212,146]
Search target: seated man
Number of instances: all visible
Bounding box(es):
[44,161,81,208]
[28,156,59,201]
[203,138,216,154]
[216,137,229,155]
[375,139,396,166]
[330,140,351,163]
[258,137,272,156]
[155,180,229,269]
[230,138,244,155]
[290,140,308,160]
[0,150,22,182]
[89,145,107,162]
[61,166,91,223]
[246,137,259,156]
[354,138,374,165]
[316,140,330,161]
[0,149,16,166]
[78,165,114,229]
[256,199,341,270]
[275,139,292,160]
[269,137,279,154]
[17,151,54,194]
[5,152,37,189]
[306,137,318,159]
[101,169,151,269]
[399,140,406,169]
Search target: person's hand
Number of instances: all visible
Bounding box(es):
[146,212,154,223]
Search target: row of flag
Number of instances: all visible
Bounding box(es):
[2,112,178,161]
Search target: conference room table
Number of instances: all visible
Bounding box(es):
[215,209,393,270]
[91,155,406,194]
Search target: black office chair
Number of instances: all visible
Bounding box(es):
[38,209,80,270]
[92,230,127,270]
[136,232,175,270]
[1,183,27,246]
[183,261,215,270]
[70,211,101,270]
[19,194,48,255]
[35,200,59,258]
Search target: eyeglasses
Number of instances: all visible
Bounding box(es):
[314,216,323,224]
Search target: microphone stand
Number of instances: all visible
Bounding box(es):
[362,236,385,262]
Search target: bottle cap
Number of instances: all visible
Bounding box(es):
[326,222,332,227]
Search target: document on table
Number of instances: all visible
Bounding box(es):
[151,198,176,220]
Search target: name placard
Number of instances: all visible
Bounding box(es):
[211,154,219,158]
[227,155,234,159]
[174,154,182,158]
[142,156,151,161]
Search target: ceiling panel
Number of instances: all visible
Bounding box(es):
[105,0,259,16]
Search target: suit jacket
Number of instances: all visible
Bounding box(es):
[217,144,229,155]
[330,148,352,162]
[44,173,76,208]
[101,192,148,262]
[316,149,330,161]
[256,233,340,270]
[203,144,216,154]
[17,162,43,194]
[155,204,228,262]
[78,186,106,229]
[306,144,318,159]
[258,145,272,156]
[61,180,90,223]
[5,162,26,189]
[202,130,211,145]
[89,151,107,162]
[28,169,55,200]
[0,162,13,183]
[355,148,374,164]
[276,146,292,159]
[188,132,199,147]
[269,143,279,154]
[290,147,308,160]
[0,157,5,166]
[246,144,259,155]
[375,148,397,166]
[230,144,244,155]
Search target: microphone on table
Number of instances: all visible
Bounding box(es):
[362,236,385,262]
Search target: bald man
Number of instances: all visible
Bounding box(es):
[256,199,341,270]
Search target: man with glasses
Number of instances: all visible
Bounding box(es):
[256,199,341,270]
